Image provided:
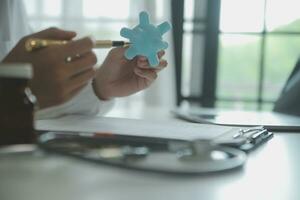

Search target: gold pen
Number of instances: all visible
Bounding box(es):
[25,38,131,52]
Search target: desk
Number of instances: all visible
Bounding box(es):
[1,107,300,200]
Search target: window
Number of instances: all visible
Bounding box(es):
[173,0,300,110]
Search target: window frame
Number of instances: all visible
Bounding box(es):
[172,0,300,110]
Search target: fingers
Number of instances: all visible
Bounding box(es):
[31,27,76,40]
[137,56,147,62]
[134,55,167,82]
[66,51,97,77]
[137,50,166,69]
[158,50,165,59]
[62,37,95,56]
[67,68,96,93]
[137,58,149,68]
[28,28,94,59]
[137,59,168,71]
[106,47,128,61]
[134,68,158,82]
[154,59,168,72]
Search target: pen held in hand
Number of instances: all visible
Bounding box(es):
[25,38,131,52]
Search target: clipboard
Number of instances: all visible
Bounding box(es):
[172,106,300,131]
[36,115,274,152]
[35,115,273,174]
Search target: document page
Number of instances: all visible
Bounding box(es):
[174,107,300,131]
[35,115,238,141]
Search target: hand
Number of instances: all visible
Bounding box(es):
[2,27,97,109]
[93,47,168,100]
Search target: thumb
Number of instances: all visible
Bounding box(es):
[31,27,77,40]
[109,47,127,59]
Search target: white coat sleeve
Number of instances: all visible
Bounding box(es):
[35,82,114,120]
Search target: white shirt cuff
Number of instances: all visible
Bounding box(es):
[35,82,114,120]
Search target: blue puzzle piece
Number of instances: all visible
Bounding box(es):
[120,11,171,67]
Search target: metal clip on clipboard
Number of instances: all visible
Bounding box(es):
[213,126,274,152]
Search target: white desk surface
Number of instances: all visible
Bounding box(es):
[1,107,300,200]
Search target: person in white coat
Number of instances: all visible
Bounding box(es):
[0,0,168,119]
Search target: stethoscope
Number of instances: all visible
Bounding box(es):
[0,131,247,175]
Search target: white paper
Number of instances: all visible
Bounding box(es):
[174,107,300,130]
[35,115,238,141]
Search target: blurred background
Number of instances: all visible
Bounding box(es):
[175,0,300,111]
[22,0,300,114]
[22,0,175,116]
